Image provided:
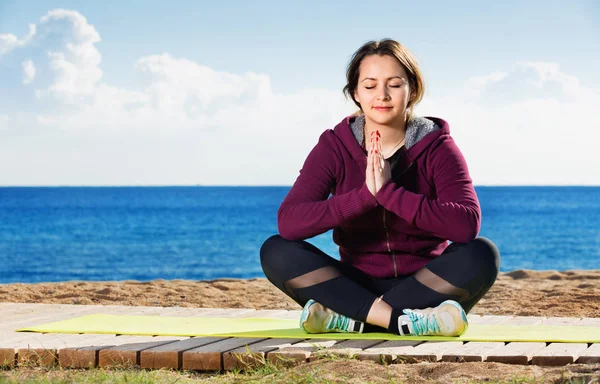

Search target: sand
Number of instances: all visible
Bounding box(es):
[1,269,599,317]
[1,269,600,383]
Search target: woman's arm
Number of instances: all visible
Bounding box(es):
[375,136,480,243]
[278,131,378,241]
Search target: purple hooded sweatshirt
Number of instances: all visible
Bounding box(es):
[277,114,481,278]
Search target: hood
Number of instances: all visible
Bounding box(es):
[333,114,450,162]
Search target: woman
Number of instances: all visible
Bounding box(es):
[260,39,499,336]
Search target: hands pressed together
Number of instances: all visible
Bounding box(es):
[366,130,392,197]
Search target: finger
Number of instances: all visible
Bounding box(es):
[369,154,377,184]
[375,140,383,173]
[372,147,381,173]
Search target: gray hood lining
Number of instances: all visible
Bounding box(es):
[350,114,440,150]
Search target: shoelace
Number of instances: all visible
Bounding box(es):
[403,309,441,336]
[325,312,350,332]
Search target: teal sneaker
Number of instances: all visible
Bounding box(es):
[398,300,468,337]
[299,299,364,334]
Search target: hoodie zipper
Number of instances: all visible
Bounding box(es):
[382,209,397,277]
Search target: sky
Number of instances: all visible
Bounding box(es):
[0,0,599,186]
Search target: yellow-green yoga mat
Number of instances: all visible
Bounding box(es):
[17,314,600,343]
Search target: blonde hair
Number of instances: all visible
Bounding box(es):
[343,39,425,121]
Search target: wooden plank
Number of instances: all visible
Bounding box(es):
[267,338,340,365]
[397,341,464,362]
[387,313,509,363]
[16,333,120,368]
[224,338,303,371]
[323,339,385,358]
[0,305,166,345]
[441,342,505,362]
[55,333,141,368]
[0,304,275,370]
[486,342,547,365]
[0,304,165,337]
[468,315,513,325]
[475,315,548,365]
[6,329,116,347]
[1,329,99,347]
[3,303,146,319]
[8,306,233,369]
[156,308,224,317]
[202,309,257,318]
[0,305,102,331]
[0,348,16,368]
[9,334,93,367]
[57,329,168,369]
[275,310,302,320]
[0,306,188,347]
[540,317,582,326]
[577,318,600,327]
[182,337,266,371]
[500,316,545,326]
[17,347,58,367]
[0,303,186,329]
[246,310,290,318]
[98,337,185,368]
[480,315,551,365]
[576,344,600,364]
[139,337,224,370]
[0,304,34,317]
[531,343,589,366]
[357,340,422,364]
[60,343,116,369]
[1,303,80,318]
[16,306,597,369]
[1,334,67,368]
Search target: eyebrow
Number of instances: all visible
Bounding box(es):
[360,76,405,82]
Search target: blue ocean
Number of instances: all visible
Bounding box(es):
[0,187,598,284]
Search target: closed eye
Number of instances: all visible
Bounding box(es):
[365,85,401,89]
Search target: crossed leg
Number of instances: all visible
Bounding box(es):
[260,235,499,332]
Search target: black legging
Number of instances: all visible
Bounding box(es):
[260,235,500,328]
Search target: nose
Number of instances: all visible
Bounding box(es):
[376,88,390,100]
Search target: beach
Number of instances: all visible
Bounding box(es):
[2,269,599,318]
[1,269,599,383]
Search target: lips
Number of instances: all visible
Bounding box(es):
[374,106,392,110]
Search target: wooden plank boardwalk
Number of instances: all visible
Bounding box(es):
[1,303,599,370]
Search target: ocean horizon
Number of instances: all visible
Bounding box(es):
[1,186,598,284]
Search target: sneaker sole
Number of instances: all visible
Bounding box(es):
[440,299,469,334]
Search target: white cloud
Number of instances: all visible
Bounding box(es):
[22,60,36,84]
[518,61,597,101]
[0,115,9,131]
[0,9,354,185]
[417,62,600,186]
[462,71,508,98]
[0,9,597,186]
[35,9,102,101]
[0,24,36,56]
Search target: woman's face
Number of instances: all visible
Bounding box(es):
[353,54,412,127]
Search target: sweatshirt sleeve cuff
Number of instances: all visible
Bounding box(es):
[376,180,424,224]
[332,183,379,222]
